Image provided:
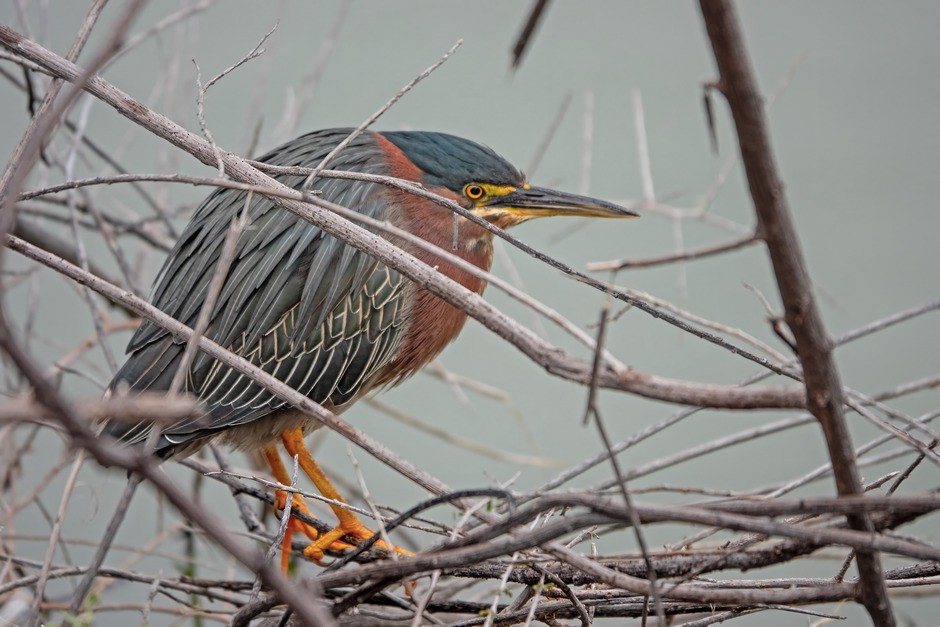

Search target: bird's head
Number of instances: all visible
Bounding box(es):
[381,131,638,229]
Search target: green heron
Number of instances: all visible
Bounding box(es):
[106,128,636,570]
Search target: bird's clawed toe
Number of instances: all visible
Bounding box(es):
[300,516,413,562]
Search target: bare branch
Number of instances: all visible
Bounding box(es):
[698,1,894,622]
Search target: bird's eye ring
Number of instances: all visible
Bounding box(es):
[464,184,485,200]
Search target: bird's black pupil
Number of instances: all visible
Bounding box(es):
[468,185,482,198]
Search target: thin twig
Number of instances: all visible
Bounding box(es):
[510,0,551,70]
[301,39,463,189]
[272,0,350,142]
[31,451,85,624]
[526,91,572,177]
[194,24,277,175]
[67,474,142,615]
[587,232,758,272]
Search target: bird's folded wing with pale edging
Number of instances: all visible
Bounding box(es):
[105,129,409,454]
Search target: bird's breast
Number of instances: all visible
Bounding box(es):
[372,201,493,386]
[370,135,493,384]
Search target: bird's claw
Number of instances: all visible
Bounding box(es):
[302,519,413,562]
[274,488,411,569]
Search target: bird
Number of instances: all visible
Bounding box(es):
[105,128,637,571]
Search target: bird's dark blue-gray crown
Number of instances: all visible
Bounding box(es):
[381,131,524,191]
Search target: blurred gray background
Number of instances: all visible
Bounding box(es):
[1,1,938,625]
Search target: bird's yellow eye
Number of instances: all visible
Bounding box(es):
[464,184,485,200]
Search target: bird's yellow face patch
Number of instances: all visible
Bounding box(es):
[462,183,518,206]
[463,182,540,228]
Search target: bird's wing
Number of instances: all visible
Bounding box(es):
[106,129,410,452]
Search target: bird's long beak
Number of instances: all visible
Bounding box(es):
[491,185,638,219]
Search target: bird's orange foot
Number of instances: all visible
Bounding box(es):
[276,492,356,571]
[265,435,412,568]
[301,514,414,562]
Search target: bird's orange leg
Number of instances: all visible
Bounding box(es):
[280,427,412,562]
[261,444,354,572]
